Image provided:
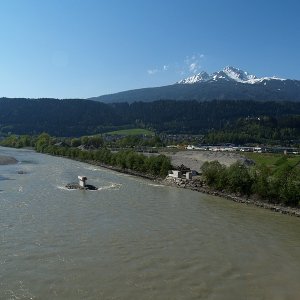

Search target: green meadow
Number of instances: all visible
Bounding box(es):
[105,128,155,136]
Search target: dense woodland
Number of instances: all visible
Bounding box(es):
[204,115,300,145]
[1,98,300,145]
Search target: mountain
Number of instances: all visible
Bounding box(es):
[89,66,300,103]
[178,71,210,84]
[177,66,284,84]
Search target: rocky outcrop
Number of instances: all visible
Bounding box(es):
[65,183,98,190]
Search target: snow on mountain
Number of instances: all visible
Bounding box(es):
[177,71,210,84]
[222,66,257,82]
[177,66,286,85]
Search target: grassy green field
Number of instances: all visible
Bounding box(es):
[244,152,300,168]
[105,128,155,136]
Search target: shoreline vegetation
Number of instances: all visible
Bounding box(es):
[1,133,299,217]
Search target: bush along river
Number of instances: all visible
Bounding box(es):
[1,146,300,299]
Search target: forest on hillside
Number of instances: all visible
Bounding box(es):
[1,98,300,145]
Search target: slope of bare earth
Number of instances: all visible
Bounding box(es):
[162,150,244,170]
[0,155,18,165]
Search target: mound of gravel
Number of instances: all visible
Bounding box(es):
[0,155,18,165]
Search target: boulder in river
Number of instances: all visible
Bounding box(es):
[65,183,98,190]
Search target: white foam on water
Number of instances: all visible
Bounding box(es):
[56,182,122,191]
[97,183,122,191]
[147,183,165,187]
[56,185,77,191]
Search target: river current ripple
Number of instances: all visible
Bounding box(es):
[0,147,300,299]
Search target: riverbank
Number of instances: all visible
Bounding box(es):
[0,155,18,165]
[74,158,161,181]
[70,156,300,218]
[163,176,300,218]
[44,153,300,218]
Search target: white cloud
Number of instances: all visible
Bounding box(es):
[147,64,169,75]
[147,69,158,75]
[184,53,205,74]
[189,63,198,73]
[147,54,205,76]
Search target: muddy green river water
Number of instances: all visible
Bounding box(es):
[0,147,300,299]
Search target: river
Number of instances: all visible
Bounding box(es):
[0,147,300,299]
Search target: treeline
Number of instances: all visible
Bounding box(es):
[204,116,300,145]
[1,133,171,177]
[0,132,164,150]
[2,98,300,139]
[0,98,123,136]
[201,159,300,206]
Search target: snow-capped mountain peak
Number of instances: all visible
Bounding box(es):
[222,66,257,82]
[177,66,286,85]
[177,71,210,84]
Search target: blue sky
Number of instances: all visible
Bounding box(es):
[0,0,299,98]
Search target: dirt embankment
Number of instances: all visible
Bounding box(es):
[163,150,244,170]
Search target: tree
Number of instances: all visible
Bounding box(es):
[227,162,253,195]
[252,164,271,198]
[71,138,81,147]
[201,161,227,190]
[36,133,51,152]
